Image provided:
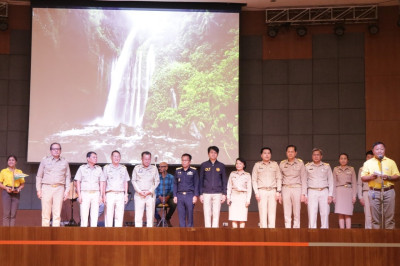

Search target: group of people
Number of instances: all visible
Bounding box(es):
[1,141,398,229]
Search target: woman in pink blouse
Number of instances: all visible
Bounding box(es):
[227,158,252,228]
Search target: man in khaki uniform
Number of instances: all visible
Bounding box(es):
[361,142,399,229]
[101,150,130,227]
[75,151,104,227]
[132,151,160,227]
[252,147,282,228]
[357,150,373,229]
[36,142,71,227]
[279,145,307,228]
[305,148,334,229]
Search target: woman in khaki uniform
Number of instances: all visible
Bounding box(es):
[333,153,357,229]
[227,158,252,228]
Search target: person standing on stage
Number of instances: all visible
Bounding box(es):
[173,153,199,227]
[279,145,307,228]
[305,148,334,229]
[154,161,176,227]
[227,158,252,228]
[252,147,282,228]
[357,150,374,229]
[132,151,160,227]
[101,150,130,227]
[36,142,71,227]
[74,151,104,227]
[361,142,399,229]
[333,153,357,229]
[199,146,227,228]
[0,155,25,226]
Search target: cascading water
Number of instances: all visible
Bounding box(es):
[170,87,178,109]
[101,28,155,129]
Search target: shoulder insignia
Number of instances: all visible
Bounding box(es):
[280,159,287,164]
[190,166,197,170]
[297,158,303,162]
[176,167,182,170]
[324,163,330,166]
[305,162,311,166]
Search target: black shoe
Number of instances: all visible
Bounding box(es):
[166,220,172,227]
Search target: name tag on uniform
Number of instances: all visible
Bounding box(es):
[216,168,220,172]
[178,171,182,175]
[187,171,193,175]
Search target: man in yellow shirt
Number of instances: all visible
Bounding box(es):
[361,142,399,229]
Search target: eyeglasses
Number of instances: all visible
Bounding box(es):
[51,148,61,151]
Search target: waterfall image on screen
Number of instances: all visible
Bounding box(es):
[29,8,239,164]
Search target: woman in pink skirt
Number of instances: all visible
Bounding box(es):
[227,158,252,228]
[333,153,357,229]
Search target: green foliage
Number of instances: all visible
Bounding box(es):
[144,13,239,158]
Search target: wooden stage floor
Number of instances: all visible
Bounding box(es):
[0,227,399,266]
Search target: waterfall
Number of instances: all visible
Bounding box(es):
[101,28,155,129]
[170,87,177,109]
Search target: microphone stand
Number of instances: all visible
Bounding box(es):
[379,157,384,229]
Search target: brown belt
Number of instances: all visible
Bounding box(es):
[259,187,276,191]
[369,185,394,192]
[308,187,328,191]
[283,184,301,188]
[336,184,352,188]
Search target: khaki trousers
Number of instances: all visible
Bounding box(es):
[368,189,395,229]
[80,191,100,227]
[258,189,277,228]
[362,191,372,229]
[41,184,64,227]
[203,193,222,228]
[105,192,125,227]
[282,186,301,228]
[307,189,330,229]
[134,193,155,227]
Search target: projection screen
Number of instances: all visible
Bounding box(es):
[29,3,239,164]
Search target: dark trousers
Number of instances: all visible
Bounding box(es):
[154,197,176,220]
[177,192,194,227]
[2,189,20,226]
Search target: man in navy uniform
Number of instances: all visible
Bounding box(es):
[173,153,199,227]
[199,146,227,228]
